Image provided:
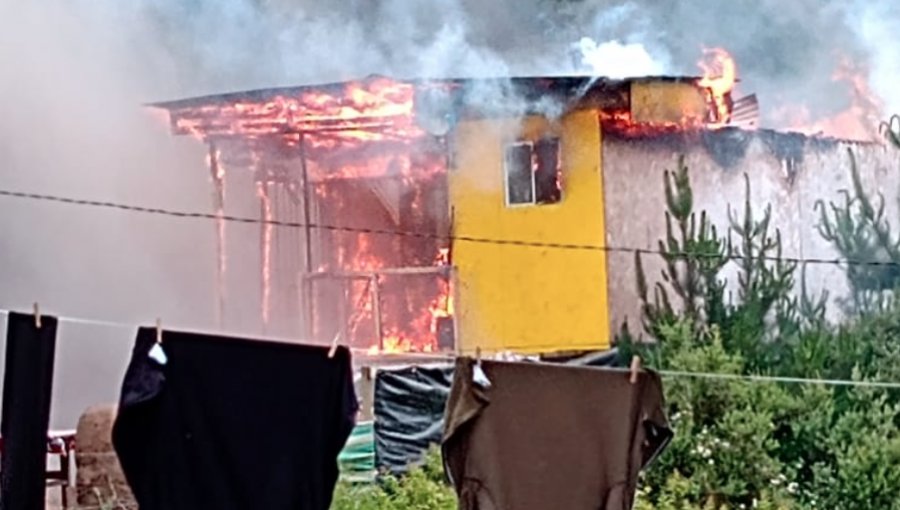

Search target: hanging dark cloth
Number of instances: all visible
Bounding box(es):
[112,328,358,510]
[442,359,672,510]
[374,364,454,474]
[372,349,621,475]
[0,312,58,510]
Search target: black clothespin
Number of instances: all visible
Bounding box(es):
[630,355,642,384]
[33,302,42,329]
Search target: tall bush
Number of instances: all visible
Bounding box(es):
[627,153,900,509]
[632,156,799,372]
[331,448,456,510]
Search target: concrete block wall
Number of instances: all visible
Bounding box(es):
[601,129,900,335]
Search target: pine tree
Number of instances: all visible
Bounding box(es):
[816,148,900,314]
[634,155,728,338]
[633,155,800,369]
[881,114,900,149]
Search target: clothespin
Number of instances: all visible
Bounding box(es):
[472,346,491,389]
[630,355,642,384]
[33,302,41,329]
[328,331,340,358]
[148,318,168,366]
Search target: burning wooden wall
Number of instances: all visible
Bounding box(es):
[158,78,455,353]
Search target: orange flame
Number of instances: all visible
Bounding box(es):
[697,48,737,127]
[366,333,436,355]
[169,78,425,146]
[770,55,883,141]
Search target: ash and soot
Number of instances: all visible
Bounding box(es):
[0,0,899,420]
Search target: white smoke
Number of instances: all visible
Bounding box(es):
[852,3,900,118]
[577,38,669,78]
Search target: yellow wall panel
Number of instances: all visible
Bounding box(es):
[631,80,708,125]
[449,109,610,354]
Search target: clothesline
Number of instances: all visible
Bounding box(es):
[387,349,900,389]
[658,369,900,389]
[58,503,137,510]
[1,309,899,390]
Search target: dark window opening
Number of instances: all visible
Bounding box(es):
[504,138,562,206]
[505,143,534,205]
[534,139,561,204]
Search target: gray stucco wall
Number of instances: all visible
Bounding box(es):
[601,128,900,336]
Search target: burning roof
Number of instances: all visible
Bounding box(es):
[150,75,679,112]
[151,44,889,147]
[149,75,744,143]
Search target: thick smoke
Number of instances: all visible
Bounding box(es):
[9,0,890,119]
[115,0,900,123]
[0,0,897,426]
[852,3,900,117]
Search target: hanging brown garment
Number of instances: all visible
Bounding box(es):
[442,358,671,510]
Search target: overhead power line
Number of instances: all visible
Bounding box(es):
[0,187,897,268]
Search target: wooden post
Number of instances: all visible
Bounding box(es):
[299,134,314,338]
[208,141,226,328]
[371,275,384,351]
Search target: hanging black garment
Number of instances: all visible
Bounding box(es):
[0,312,58,510]
[112,328,358,510]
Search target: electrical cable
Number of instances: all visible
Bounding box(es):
[0,187,897,268]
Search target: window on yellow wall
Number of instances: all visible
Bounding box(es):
[504,138,561,206]
[505,142,534,205]
[534,138,562,203]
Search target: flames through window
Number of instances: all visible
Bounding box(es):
[504,138,562,206]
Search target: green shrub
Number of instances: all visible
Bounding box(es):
[331,447,456,510]
[627,150,900,509]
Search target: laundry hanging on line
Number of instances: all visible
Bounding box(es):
[112,327,358,510]
[442,358,672,510]
[0,311,58,510]
[373,347,623,475]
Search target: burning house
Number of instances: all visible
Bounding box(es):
[151,51,899,355]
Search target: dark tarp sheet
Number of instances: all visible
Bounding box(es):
[113,328,358,510]
[0,312,58,510]
[373,348,620,474]
[374,364,454,474]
